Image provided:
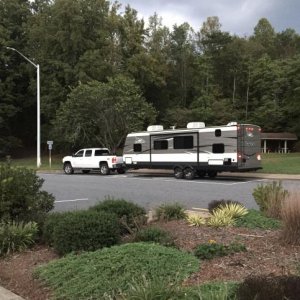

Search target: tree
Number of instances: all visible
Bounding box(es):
[51,75,156,151]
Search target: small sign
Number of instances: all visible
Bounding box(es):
[48,144,52,150]
[47,140,53,145]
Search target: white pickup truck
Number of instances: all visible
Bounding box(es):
[62,148,125,175]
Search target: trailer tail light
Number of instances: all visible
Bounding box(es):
[237,153,242,160]
[112,157,117,164]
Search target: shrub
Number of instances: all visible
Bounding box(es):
[0,221,38,256]
[194,241,246,260]
[208,200,243,214]
[186,214,206,226]
[234,209,281,229]
[281,191,300,245]
[35,242,199,299]
[207,209,235,227]
[252,181,288,219]
[90,198,146,233]
[42,212,72,246]
[52,210,120,255]
[155,203,186,221]
[134,227,175,247]
[0,163,55,223]
[237,275,300,300]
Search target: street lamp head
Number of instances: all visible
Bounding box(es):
[6,46,15,51]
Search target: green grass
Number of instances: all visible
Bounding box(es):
[234,209,281,230]
[260,153,300,174]
[35,242,199,299]
[2,155,63,171]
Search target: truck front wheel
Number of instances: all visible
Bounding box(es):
[100,163,110,175]
[63,162,74,175]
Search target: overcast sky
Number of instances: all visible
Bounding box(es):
[119,0,300,36]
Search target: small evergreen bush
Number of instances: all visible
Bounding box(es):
[194,241,246,260]
[208,199,243,214]
[42,212,71,245]
[90,198,146,233]
[155,203,186,221]
[0,163,55,223]
[252,181,288,219]
[134,227,175,247]
[35,242,199,299]
[0,221,38,256]
[234,209,281,229]
[281,191,300,245]
[52,210,120,255]
[237,275,300,300]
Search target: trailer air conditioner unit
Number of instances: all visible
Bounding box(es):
[147,125,164,131]
[187,122,205,129]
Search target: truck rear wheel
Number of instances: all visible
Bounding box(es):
[100,163,110,175]
[63,162,74,175]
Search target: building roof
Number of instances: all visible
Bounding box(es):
[261,132,298,140]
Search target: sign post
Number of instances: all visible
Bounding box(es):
[47,141,53,168]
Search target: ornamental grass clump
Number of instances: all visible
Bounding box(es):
[207,209,235,228]
[281,191,300,245]
[155,203,186,221]
[186,214,206,227]
[217,202,248,219]
[252,181,288,219]
[0,221,38,256]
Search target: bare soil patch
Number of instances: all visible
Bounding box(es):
[0,220,299,299]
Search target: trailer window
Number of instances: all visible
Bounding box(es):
[215,129,221,137]
[212,143,224,153]
[174,136,194,149]
[154,140,168,150]
[134,144,142,152]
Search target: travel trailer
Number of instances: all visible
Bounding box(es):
[123,122,262,179]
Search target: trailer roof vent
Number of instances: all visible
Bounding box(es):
[227,122,238,126]
[187,122,205,129]
[147,125,164,131]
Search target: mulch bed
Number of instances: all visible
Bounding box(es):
[0,220,299,299]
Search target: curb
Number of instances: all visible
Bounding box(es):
[0,286,24,300]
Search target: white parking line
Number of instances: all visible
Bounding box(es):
[55,198,89,203]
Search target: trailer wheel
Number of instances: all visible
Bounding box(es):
[117,168,126,174]
[63,162,74,175]
[197,170,206,178]
[207,171,217,178]
[100,163,110,175]
[183,167,195,180]
[174,167,184,179]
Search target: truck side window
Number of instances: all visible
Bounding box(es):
[134,144,142,152]
[212,143,225,153]
[95,150,109,156]
[215,129,221,137]
[85,150,92,157]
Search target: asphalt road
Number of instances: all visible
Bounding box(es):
[39,171,299,212]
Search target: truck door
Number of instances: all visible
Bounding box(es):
[72,149,85,168]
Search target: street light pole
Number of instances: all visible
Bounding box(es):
[6,47,41,168]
